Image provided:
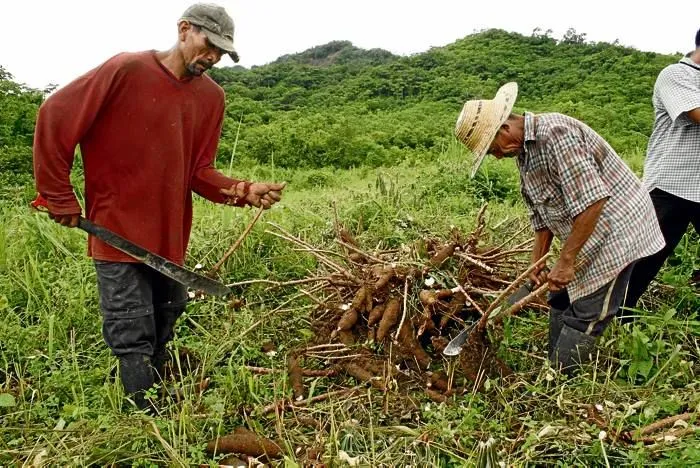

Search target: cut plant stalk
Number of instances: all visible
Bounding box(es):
[208,206,265,277]
[479,253,552,327]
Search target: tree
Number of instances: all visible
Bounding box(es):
[562,28,587,44]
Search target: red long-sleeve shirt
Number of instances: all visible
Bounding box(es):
[33,50,243,265]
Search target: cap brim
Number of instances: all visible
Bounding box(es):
[469,83,518,178]
[202,28,239,62]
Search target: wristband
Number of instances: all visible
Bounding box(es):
[226,181,252,206]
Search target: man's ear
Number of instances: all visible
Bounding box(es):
[178,20,192,41]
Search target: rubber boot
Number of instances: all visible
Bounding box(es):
[152,347,182,401]
[119,353,155,412]
[548,308,565,357]
[152,346,169,382]
[549,325,596,374]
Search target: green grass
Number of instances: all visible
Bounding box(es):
[1,147,699,467]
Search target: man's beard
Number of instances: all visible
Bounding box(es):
[186,60,211,77]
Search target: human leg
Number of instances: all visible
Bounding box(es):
[547,288,570,357]
[94,261,157,410]
[624,189,691,311]
[150,271,188,381]
[551,262,635,372]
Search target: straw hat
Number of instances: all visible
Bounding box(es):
[454,82,519,178]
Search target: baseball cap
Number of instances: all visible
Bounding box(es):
[180,3,239,62]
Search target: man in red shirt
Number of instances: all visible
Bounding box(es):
[32,3,284,410]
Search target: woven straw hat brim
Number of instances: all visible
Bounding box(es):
[454,82,518,178]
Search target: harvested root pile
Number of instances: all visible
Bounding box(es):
[263,205,548,406]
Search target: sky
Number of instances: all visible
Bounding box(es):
[1,0,698,90]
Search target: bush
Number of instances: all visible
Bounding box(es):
[0,145,34,188]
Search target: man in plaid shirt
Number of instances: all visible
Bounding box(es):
[624,29,700,309]
[455,83,664,371]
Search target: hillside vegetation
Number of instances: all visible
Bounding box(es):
[207,29,675,169]
[2,28,681,189]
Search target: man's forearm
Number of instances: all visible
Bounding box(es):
[33,105,82,215]
[33,58,120,215]
[532,228,554,263]
[560,198,608,263]
[191,167,249,206]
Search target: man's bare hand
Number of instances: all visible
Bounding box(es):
[529,263,549,286]
[245,182,286,209]
[220,181,286,209]
[547,258,575,292]
[49,213,80,228]
[529,229,554,286]
[220,181,248,203]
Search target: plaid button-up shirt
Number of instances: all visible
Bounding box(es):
[644,57,700,203]
[517,112,665,301]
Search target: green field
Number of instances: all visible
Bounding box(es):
[2,147,699,466]
[1,28,700,467]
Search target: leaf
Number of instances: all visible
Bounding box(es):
[390,425,419,436]
[338,450,360,466]
[663,308,677,321]
[673,419,689,429]
[628,362,639,380]
[643,405,659,419]
[0,393,16,407]
[637,360,654,379]
[537,424,559,439]
[658,398,682,414]
[298,328,314,340]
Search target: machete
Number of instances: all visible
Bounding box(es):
[31,194,231,297]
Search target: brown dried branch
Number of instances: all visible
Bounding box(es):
[226,276,333,288]
[261,387,361,415]
[638,412,696,436]
[266,224,361,284]
[477,248,533,262]
[209,206,265,277]
[393,278,410,343]
[336,240,388,265]
[479,230,531,258]
[456,253,495,273]
[478,253,552,330]
[494,283,549,323]
[243,366,338,377]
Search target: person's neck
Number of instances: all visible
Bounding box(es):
[511,114,526,147]
[690,48,700,65]
[156,47,188,80]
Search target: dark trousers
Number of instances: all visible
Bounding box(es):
[549,261,636,338]
[624,189,700,310]
[94,261,187,409]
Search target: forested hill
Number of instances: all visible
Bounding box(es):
[1,28,684,186]
[207,28,680,168]
[270,40,398,67]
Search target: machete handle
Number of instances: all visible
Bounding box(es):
[30,193,83,226]
[527,266,550,289]
[29,193,50,213]
[30,193,81,217]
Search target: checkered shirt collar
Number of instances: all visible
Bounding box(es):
[518,112,538,171]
